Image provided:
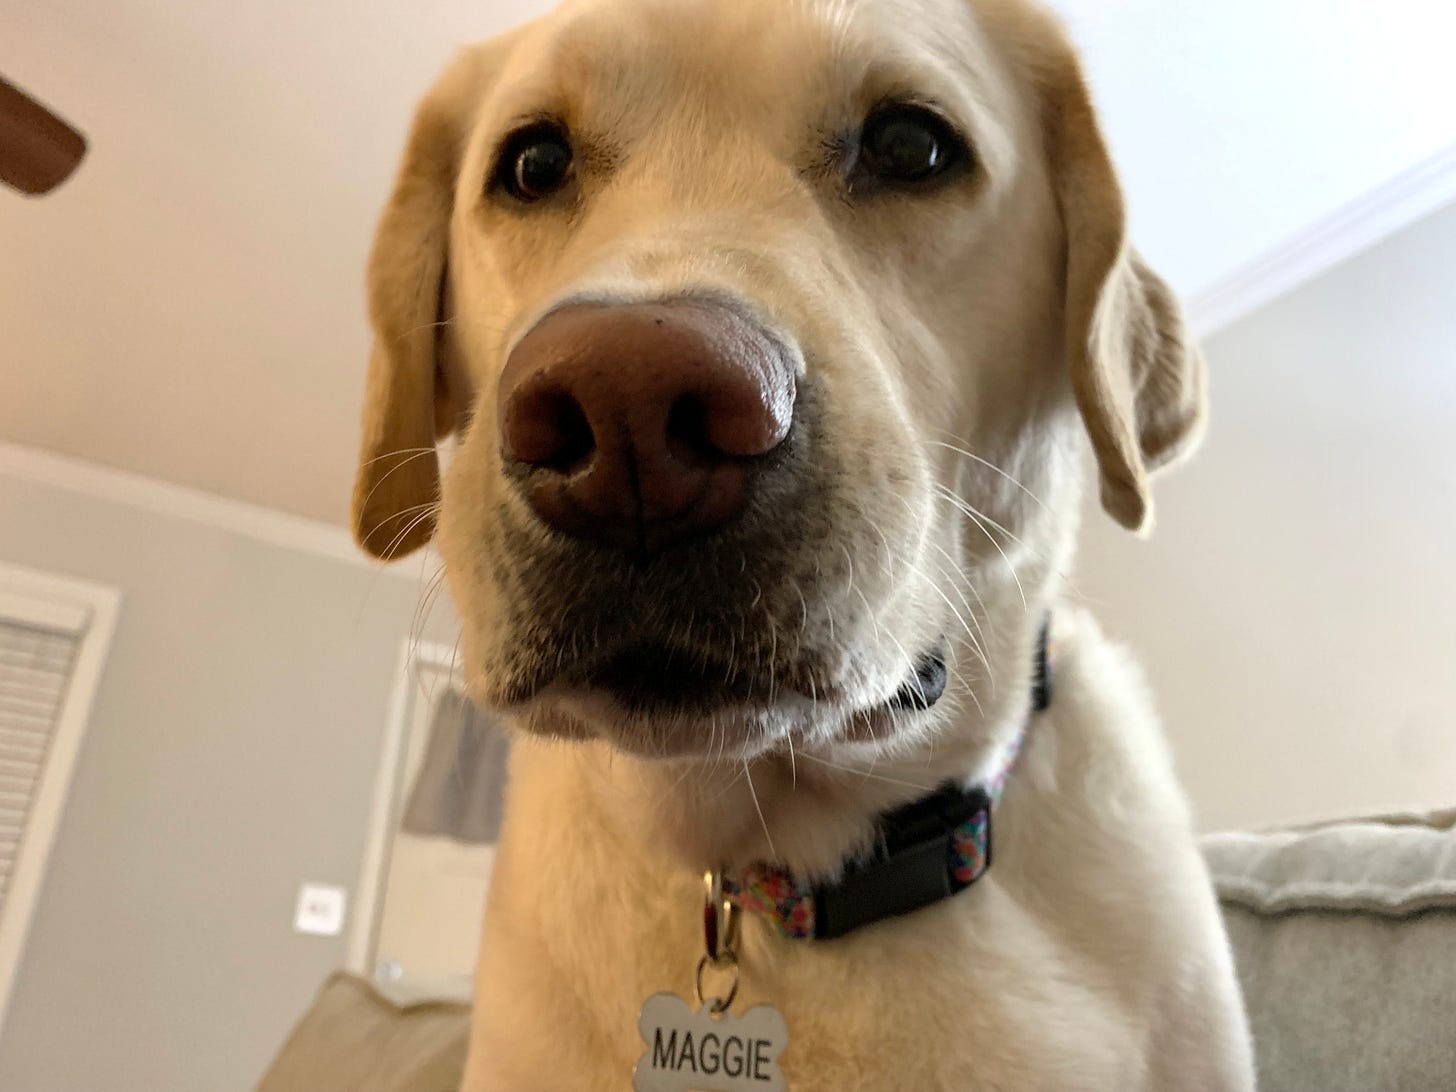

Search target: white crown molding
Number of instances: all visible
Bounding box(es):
[0,440,427,578]
[1187,141,1456,336]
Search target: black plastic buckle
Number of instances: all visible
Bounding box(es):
[812,783,993,941]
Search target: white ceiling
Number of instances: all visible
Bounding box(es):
[4,0,1455,527]
[1051,0,1456,292]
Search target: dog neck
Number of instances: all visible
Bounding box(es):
[562,598,1052,881]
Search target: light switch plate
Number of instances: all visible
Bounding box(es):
[294,883,348,937]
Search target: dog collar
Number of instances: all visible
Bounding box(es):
[722,619,1053,941]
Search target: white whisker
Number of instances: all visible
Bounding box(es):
[744,761,777,859]
[795,751,936,794]
[357,448,439,516]
[927,539,993,653]
[926,437,1050,514]
[936,490,1027,610]
[934,483,1031,552]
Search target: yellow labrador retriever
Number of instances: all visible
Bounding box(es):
[352,0,1256,1087]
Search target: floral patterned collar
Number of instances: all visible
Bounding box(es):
[722,619,1052,942]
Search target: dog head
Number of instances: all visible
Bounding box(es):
[351,0,1204,764]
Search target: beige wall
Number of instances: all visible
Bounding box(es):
[1079,199,1456,831]
[0,468,448,1091]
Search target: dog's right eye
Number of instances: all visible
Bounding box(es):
[496,125,574,203]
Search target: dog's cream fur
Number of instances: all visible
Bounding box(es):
[351,0,1256,1087]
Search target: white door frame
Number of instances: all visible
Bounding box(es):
[347,638,459,977]
[0,561,121,1032]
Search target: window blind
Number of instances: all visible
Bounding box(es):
[0,620,79,918]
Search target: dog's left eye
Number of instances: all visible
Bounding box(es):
[857,105,966,187]
[496,124,574,202]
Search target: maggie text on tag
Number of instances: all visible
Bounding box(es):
[650,1027,775,1081]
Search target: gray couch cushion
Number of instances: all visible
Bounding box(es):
[255,971,469,1092]
[1204,809,1456,1092]
[257,812,1456,1092]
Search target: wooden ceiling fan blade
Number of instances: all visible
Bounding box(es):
[0,75,87,196]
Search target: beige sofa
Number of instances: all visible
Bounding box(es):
[258,810,1456,1091]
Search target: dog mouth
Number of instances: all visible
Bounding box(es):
[541,636,948,725]
[558,641,816,716]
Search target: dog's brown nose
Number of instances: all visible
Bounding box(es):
[498,299,796,554]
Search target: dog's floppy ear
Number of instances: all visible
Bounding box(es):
[1043,51,1207,533]
[353,46,497,559]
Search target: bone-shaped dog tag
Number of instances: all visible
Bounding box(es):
[634,993,789,1092]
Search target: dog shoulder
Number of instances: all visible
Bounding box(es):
[1035,605,1189,821]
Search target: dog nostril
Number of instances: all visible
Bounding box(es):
[665,393,715,463]
[543,391,594,471]
[506,387,596,472]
